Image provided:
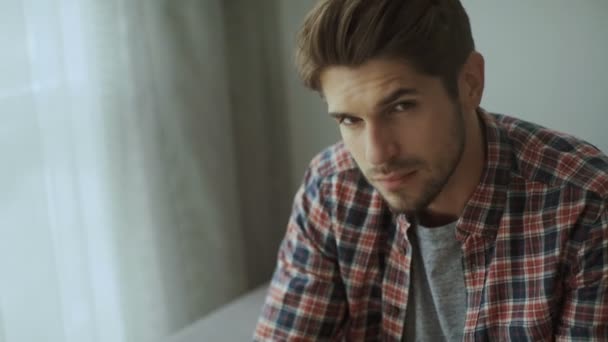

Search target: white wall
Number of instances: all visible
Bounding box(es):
[278,0,340,190]
[462,0,608,153]
[223,0,296,287]
[279,1,608,188]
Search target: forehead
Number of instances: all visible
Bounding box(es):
[319,58,431,111]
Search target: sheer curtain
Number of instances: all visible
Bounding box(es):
[1,1,286,341]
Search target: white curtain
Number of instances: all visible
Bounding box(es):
[1,1,288,341]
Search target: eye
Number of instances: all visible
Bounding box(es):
[392,101,416,113]
[336,115,361,126]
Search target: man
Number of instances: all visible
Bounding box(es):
[254,0,608,340]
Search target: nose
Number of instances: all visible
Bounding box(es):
[364,122,399,166]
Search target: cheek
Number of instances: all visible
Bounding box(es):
[392,116,430,155]
[340,131,369,167]
[421,111,463,163]
[418,120,443,151]
[396,111,447,162]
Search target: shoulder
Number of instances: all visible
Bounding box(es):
[301,141,365,194]
[298,142,380,216]
[491,113,608,223]
[306,141,359,180]
[494,113,608,200]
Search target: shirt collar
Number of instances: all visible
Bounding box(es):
[455,108,512,239]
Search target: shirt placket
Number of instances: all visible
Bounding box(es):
[460,233,495,342]
[381,214,412,341]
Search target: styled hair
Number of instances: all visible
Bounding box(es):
[295,0,475,98]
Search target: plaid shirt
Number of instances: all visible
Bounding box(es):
[254,110,608,341]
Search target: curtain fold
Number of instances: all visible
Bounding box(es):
[1,0,287,341]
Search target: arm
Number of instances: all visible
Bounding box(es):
[556,208,608,341]
[254,171,348,341]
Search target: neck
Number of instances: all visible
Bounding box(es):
[421,109,486,227]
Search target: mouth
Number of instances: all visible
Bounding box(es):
[373,170,417,191]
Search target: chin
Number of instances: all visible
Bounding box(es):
[381,192,419,214]
[380,184,441,215]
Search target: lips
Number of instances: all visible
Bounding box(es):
[374,170,417,191]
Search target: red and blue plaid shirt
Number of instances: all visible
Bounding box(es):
[254,110,608,341]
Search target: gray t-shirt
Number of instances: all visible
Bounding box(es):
[403,221,466,342]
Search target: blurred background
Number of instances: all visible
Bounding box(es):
[1,0,606,341]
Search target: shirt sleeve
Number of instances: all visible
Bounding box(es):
[556,207,608,341]
[253,169,348,341]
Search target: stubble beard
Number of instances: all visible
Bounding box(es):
[373,107,467,215]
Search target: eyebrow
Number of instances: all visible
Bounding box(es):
[328,87,418,119]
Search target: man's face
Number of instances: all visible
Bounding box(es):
[320,58,466,214]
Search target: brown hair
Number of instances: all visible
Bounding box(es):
[295,0,475,98]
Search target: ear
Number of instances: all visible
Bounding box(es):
[458,52,485,113]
